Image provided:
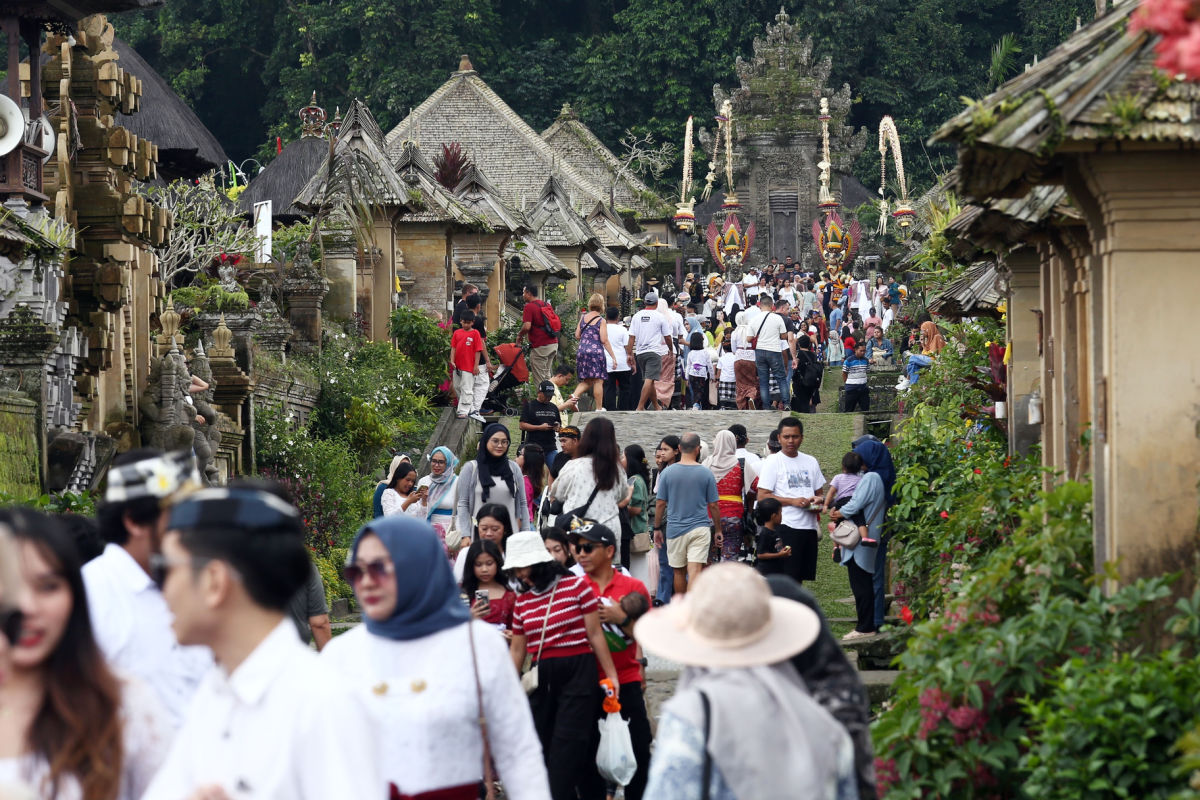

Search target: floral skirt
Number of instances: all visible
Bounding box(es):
[655,349,677,406]
[710,516,744,564]
[734,360,758,408]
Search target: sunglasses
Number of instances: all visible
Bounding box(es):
[149,553,210,590]
[570,540,606,554]
[343,559,394,585]
[0,607,23,643]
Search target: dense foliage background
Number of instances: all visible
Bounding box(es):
[113,0,1093,193]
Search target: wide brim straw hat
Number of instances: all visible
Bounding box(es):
[504,530,554,569]
[635,562,820,668]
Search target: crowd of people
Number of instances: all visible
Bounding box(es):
[452,269,938,419]
[0,407,895,799]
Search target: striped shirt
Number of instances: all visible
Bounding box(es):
[513,575,598,663]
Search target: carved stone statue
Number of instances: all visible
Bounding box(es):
[138,342,199,453]
[187,341,221,484]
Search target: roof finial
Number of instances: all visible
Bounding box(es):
[457,54,475,74]
[558,102,576,121]
[299,92,327,138]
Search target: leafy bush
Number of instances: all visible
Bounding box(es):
[313,546,353,609]
[0,490,96,515]
[387,305,452,389]
[171,283,251,312]
[874,481,1194,799]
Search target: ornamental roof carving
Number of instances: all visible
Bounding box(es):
[527,174,599,249]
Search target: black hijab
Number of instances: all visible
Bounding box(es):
[476,422,516,503]
[767,575,877,800]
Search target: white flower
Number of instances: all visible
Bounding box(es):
[271,434,278,440]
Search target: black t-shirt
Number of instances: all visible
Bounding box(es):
[755,525,787,576]
[452,299,470,326]
[549,451,572,479]
[520,400,560,453]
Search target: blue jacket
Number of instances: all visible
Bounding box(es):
[837,472,885,572]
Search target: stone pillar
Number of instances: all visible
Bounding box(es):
[1069,151,1200,585]
[1006,248,1042,457]
[323,239,358,322]
[283,250,327,355]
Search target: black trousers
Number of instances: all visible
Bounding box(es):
[584,681,653,800]
[529,653,604,800]
[843,384,870,412]
[847,559,877,633]
[605,370,635,411]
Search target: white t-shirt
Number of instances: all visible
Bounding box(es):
[751,311,789,353]
[732,327,756,362]
[685,349,712,380]
[757,450,826,530]
[605,323,630,371]
[628,310,671,356]
[716,351,736,381]
[882,307,894,332]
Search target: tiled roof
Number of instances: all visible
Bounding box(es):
[585,201,645,253]
[932,3,1200,200]
[385,67,609,212]
[505,235,573,277]
[454,164,529,233]
[582,244,625,276]
[528,175,598,248]
[541,104,669,219]
[927,261,1004,320]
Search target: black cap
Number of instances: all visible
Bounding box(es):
[564,517,617,547]
[538,380,555,395]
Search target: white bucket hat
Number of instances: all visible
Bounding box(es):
[635,563,820,668]
[504,530,554,570]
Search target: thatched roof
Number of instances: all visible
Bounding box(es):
[390,141,489,228]
[927,261,1004,320]
[112,38,228,181]
[506,235,573,278]
[454,164,529,233]
[932,3,1200,201]
[529,174,597,248]
[944,185,1078,260]
[385,59,609,213]
[586,201,644,254]
[237,135,329,222]
[541,104,668,219]
[28,0,160,24]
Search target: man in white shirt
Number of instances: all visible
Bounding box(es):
[881,296,896,332]
[143,486,381,800]
[84,448,211,727]
[627,291,672,412]
[602,306,632,410]
[756,417,826,587]
[750,294,794,410]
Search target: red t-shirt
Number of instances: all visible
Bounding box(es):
[451,327,484,372]
[513,574,597,662]
[582,571,651,685]
[522,301,557,348]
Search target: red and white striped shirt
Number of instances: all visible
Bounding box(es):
[513,575,597,662]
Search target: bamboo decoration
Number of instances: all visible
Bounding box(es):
[877,116,914,234]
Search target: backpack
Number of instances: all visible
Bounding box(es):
[798,353,823,389]
[537,301,561,338]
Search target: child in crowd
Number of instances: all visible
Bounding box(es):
[462,538,516,634]
[449,309,486,420]
[684,331,712,411]
[715,339,737,409]
[753,497,792,576]
[822,451,876,547]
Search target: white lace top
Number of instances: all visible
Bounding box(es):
[0,674,172,800]
[322,622,551,799]
[548,457,627,532]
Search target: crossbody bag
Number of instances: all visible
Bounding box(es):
[521,578,559,695]
[747,312,773,349]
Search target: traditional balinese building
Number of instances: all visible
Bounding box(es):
[932,3,1200,588]
[526,174,603,299]
[708,7,868,266]
[237,94,334,225]
[586,201,652,302]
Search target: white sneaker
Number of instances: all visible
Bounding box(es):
[842,629,877,641]
[468,412,487,423]
[693,403,702,411]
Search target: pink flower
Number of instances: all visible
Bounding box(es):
[1130,0,1194,35]
[940,511,950,519]
[1156,24,1200,78]
[900,605,914,625]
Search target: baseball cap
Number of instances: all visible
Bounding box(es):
[565,517,617,547]
[538,380,555,395]
[644,290,659,304]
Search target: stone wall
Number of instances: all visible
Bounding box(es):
[0,393,40,498]
[398,225,452,321]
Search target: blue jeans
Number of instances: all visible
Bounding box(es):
[906,354,932,384]
[756,350,789,408]
[873,536,889,628]
[656,540,673,603]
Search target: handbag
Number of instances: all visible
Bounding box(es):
[631,532,653,554]
[830,517,862,548]
[467,622,498,800]
[521,578,559,695]
[554,484,602,529]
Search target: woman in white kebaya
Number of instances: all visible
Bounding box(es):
[323,515,551,800]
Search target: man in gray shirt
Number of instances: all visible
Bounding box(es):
[653,432,721,595]
[287,563,332,650]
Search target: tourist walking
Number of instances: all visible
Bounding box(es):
[456,422,531,539]
[637,563,859,800]
[143,487,381,799]
[750,295,792,410]
[548,424,580,479]
[415,446,460,544]
[0,509,171,800]
[517,285,559,389]
[654,433,720,596]
[520,381,562,468]
[506,531,620,800]
[568,294,613,411]
[602,307,633,410]
[373,454,407,517]
[623,445,654,590]
[571,519,653,800]
[831,450,886,640]
[650,436,681,604]
[541,528,575,569]
[684,331,712,410]
[849,437,897,630]
[731,310,760,409]
[517,442,548,525]
[546,417,629,534]
[464,538,517,631]
[627,291,672,412]
[842,342,871,412]
[325,516,550,800]
[450,310,488,421]
[702,430,749,562]
[83,449,210,727]
[756,417,826,586]
[655,296,685,409]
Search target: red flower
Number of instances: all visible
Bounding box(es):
[973,468,982,474]
[900,605,914,625]
[965,441,973,449]
[940,511,950,519]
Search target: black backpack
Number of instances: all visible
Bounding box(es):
[798,352,823,389]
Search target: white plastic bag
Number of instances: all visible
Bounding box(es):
[596,711,637,787]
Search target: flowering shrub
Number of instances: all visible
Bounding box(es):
[1130,0,1200,81]
[874,481,1194,798]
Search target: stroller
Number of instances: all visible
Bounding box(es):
[481,343,529,416]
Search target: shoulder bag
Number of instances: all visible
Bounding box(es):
[467,622,498,800]
[521,578,559,695]
[747,312,772,349]
[700,690,713,800]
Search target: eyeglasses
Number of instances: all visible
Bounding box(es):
[430,458,447,466]
[149,553,211,590]
[0,607,23,643]
[343,559,394,585]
